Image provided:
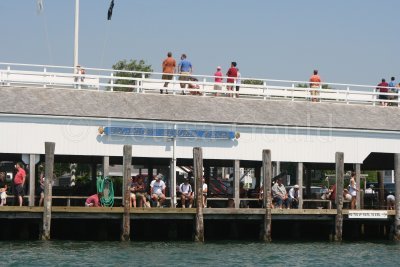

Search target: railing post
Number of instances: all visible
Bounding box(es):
[172,76,177,95]
[6,66,10,86]
[373,88,376,106]
[263,81,267,100]
[398,90,400,107]
[291,83,295,101]
[43,67,47,88]
[202,78,207,97]
[110,73,114,92]
[140,73,145,93]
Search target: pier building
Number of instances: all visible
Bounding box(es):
[0,62,399,241]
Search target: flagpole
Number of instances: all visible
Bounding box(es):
[74,0,80,69]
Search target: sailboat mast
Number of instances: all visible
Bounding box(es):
[74,0,79,69]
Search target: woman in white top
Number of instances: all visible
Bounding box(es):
[349,172,359,209]
[202,178,208,208]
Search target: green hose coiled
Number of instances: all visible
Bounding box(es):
[97,176,114,207]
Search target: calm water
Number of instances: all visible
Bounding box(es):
[0,241,399,266]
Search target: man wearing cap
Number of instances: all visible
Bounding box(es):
[214,66,223,96]
[288,184,300,209]
[150,174,166,207]
[179,178,193,208]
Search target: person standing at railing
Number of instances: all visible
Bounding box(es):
[376,78,389,106]
[178,54,192,95]
[309,69,322,102]
[74,65,85,89]
[226,62,238,97]
[388,77,397,105]
[161,52,176,94]
[213,66,223,96]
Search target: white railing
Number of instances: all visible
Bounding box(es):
[1,62,399,106]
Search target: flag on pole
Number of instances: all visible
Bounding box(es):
[107,0,115,20]
[37,0,44,14]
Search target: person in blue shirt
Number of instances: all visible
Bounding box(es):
[388,77,397,105]
[178,54,193,94]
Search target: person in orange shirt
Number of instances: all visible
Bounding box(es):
[161,52,176,94]
[309,70,322,102]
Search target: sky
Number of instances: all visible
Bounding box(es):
[0,0,398,85]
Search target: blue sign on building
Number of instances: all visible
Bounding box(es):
[99,126,238,140]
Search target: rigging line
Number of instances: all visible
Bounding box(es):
[100,21,111,72]
[41,8,54,66]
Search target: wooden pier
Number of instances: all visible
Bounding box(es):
[0,147,398,242]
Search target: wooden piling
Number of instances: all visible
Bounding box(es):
[121,145,132,241]
[41,142,55,240]
[193,147,204,242]
[261,149,272,242]
[297,162,303,209]
[394,154,400,241]
[334,152,344,242]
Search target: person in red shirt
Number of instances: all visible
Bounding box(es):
[309,70,322,102]
[161,52,176,94]
[226,62,238,95]
[14,162,26,206]
[376,78,389,106]
[214,66,223,96]
[85,192,102,207]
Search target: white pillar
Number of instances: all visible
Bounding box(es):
[28,154,36,207]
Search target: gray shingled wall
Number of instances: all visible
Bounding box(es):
[1,87,399,131]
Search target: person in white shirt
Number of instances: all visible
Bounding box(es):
[365,185,375,194]
[387,193,395,210]
[288,185,299,209]
[150,174,166,207]
[179,178,193,208]
[202,177,208,208]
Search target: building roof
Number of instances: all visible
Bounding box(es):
[1,87,399,131]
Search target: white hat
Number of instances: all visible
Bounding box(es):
[217,66,221,69]
[294,185,299,189]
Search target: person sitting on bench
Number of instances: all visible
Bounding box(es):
[179,178,193,208]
